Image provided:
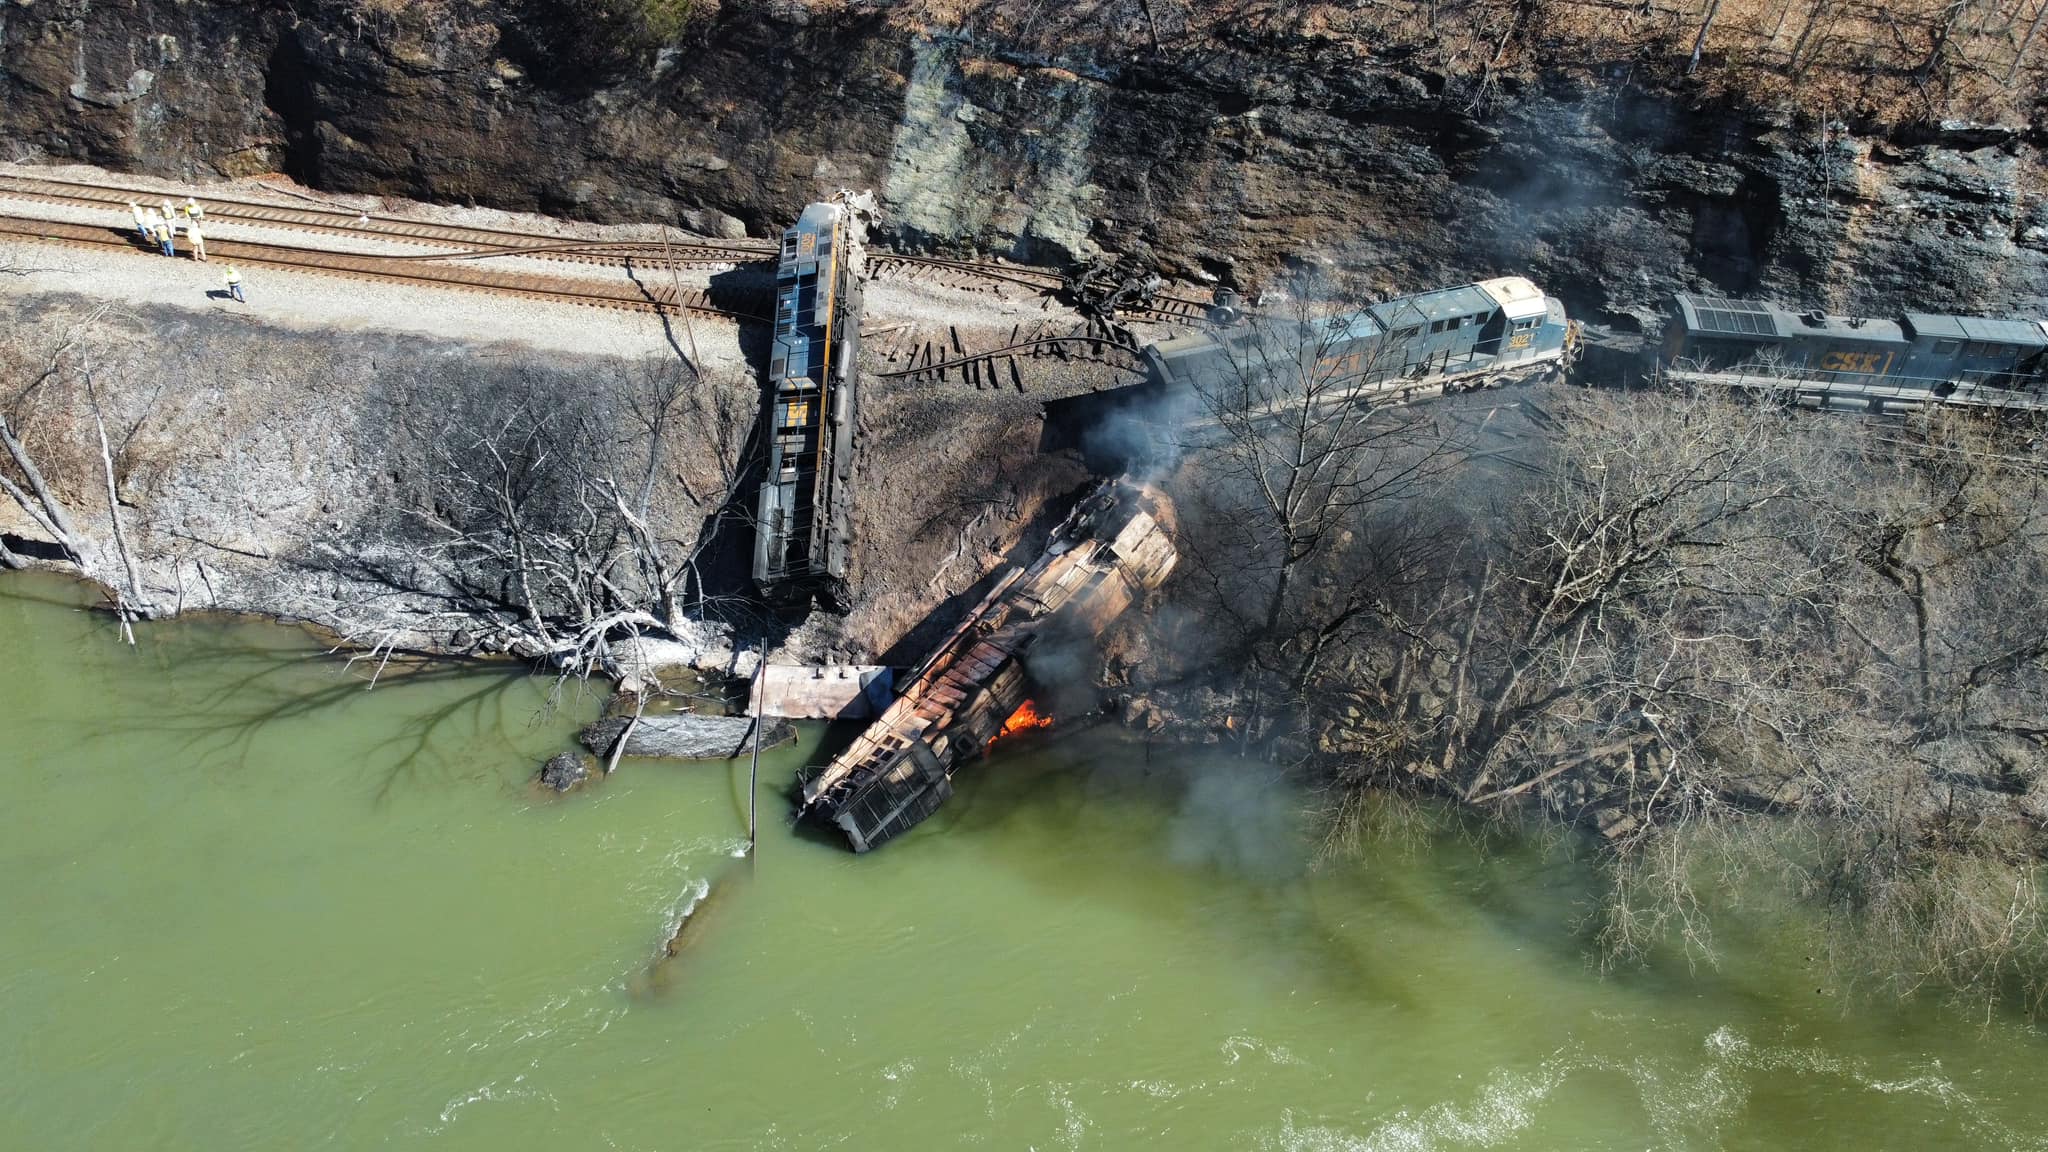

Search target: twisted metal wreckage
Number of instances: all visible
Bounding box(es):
[796,481,1178,852]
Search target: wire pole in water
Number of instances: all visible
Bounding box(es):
[747,639,766,856]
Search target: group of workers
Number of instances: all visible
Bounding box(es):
[128,197,244,303]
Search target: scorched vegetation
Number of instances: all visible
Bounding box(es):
[1147,278,2048,1020]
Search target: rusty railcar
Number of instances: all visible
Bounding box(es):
[797,482,1179,852]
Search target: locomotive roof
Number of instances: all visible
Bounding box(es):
[1674,294,1783,338]
[1903,312,2048,348]
[791,201,841,233]
[1781,311,1908,345]
[1475,276,1550,321]
[1321,310,1385,343]
[1678,292,2048,349]
[1370,284,1497,327]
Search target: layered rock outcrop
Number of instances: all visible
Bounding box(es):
[4,2,2045,324]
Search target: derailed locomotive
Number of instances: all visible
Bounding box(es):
[753,195,869,611]
[1662,292,2048,404]
[1142,276,1578,396]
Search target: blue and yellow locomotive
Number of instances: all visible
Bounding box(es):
[753,198,866,610]
[1141,276,1577,396]
[1664,293,2048,399]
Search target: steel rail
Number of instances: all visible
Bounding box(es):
[0,173,776,264]
[0,215,758,321]
[2,172,1222,329]
[3,173,1230,321]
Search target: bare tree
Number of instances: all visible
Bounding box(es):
[1172,271,1461,721]
[0,308,168,638]
[1688,0,1726,73]
[301,353,758,685]
[1276,384,2048,1010]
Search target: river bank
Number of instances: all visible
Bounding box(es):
[4,567,2046,1149]
[0,284,1085,672]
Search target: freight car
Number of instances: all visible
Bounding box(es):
[1662,293,2048,408]
[1141,276,1578,397]
[753,196,869,611]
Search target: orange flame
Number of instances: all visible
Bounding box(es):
[991,699,1054,745]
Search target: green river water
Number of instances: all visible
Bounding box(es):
[2,571,2045,1150]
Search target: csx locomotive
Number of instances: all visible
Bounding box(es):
[1664,292,2048,398]
[753,197,866,611]
[1142,276,1578,395]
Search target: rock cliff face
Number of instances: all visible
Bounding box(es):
[5,1,2046,324]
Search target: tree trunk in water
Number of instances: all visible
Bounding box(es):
[87,374,152,641]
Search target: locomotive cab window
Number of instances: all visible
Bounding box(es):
[1394,326,1421,340]
[1932,339,1960,355]
[1430,320,1449,334]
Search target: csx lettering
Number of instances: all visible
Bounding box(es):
[1820,350,1885,373]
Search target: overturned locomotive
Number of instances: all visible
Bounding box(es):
[1662,292,2048,408]
[1142,276,1578,397]
[752,193,871,611]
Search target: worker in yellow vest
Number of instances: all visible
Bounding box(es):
[187,220,208,263]
[223,265,245,303]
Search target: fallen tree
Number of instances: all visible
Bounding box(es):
[1,308,163,638]
[291,353,765,687]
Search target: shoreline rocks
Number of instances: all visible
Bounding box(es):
[537,751,593,793]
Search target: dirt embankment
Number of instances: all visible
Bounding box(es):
[0,293,1085,666]
[4,1,2046,329]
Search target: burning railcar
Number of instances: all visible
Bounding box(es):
[796,481,1178,852]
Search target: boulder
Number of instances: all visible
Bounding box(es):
[580,713,795,760]
[537,751,592,793]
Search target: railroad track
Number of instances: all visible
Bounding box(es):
[868,252,1067,296]
[870,315,1144,388]
[0,173,774,269]
[1,171,1219,334]
[0,216,756,320]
